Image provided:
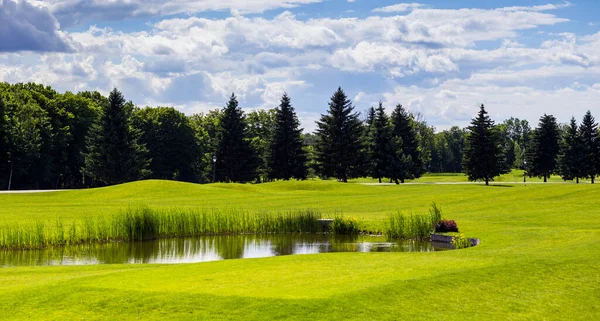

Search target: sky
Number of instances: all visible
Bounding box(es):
[1,0,599,132]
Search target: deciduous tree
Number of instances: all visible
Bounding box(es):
[134,107,201,182]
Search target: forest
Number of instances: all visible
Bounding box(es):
[0,82,598,189]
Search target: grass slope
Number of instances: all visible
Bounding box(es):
[1,179,599,320]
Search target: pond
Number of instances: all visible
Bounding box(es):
[0,234,451,267]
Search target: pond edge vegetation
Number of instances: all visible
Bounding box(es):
[0,203,475,251]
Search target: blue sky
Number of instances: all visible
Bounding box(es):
[1,0,600,132]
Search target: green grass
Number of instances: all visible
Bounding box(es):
[0,178,599,320]
[353,170,586,183]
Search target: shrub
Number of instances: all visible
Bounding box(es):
[451,234,472,249]
[435,220,458,233]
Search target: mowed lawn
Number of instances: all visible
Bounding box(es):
[0,179,599,320]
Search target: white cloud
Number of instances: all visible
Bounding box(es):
[498,1,572,12]
[379,67,600,129]
[372,3,423,13]
[5,1,598,131]
[331,42,458,76]
[32,0,325,26]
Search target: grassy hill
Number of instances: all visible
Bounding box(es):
[0,178,598,319]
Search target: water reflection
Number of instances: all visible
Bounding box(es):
[0,234,447,267]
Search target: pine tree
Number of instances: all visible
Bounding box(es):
[527,114,560,182]
[462,104,507,185]
[0,97,7,188]
[370,102,394,183]
[83,88,149,186]
[267,94,308,181]
[362,106,376,176]
[579,110,599,184]
[215,93,259,183]
[315,87,365,182]
[390,104,422,183]
[558,117,583,183]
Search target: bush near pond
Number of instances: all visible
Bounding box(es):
[435,220,459,233]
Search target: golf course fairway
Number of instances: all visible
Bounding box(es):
[0,179,598,320]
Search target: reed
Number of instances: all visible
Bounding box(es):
[386,203,442,241]
[330,216,360,235]
[0,207,328,250]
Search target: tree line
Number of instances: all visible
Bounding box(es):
[0,82,598,189]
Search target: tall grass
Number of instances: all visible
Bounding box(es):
[330,217,360,235]
[386,203,442,241]
[0,207,326,250]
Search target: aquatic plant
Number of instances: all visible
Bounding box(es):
[0,207,328,250]
[451,234,472,249]
[330,217,360,235]
[386,203,442,241]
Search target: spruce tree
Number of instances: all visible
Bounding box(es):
[527,114,560,182]
[0,97,6,188]
[267,94,308,180]
[362,106,376,176]
[390,104,422,183]
[370,102,394,183]
[579,110,599,184]
[215,93,259,183]
[315,87,365,182]
[558,117,583,183]
[83,88,149,186]
[462,104,507,185]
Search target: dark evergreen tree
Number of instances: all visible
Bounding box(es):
[370,102,394,183]
[579,110,600,184]
[362,106,377,176]
[215,93,259,183]
[390,104,422,183]
[558,117,583,183]
[526,114,560,182]
[267,94,308,180]
[83,88,149,186]
[134,107,201,182]
[315,87,365,182]
[0,97,7,189]
[462,104,507,185]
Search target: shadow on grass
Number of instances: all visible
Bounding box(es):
[479,184,514,188]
